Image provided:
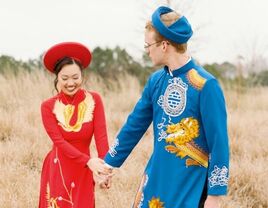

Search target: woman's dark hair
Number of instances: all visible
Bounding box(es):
[53,56,83,92]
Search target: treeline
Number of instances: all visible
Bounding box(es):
[1,46,268,87]
[203,62,268,88]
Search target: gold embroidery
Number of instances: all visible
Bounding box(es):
[165,117,208,168]
[187,69,207,90]
[186,158,201,166]
[46,183,60,208]
[53,92,95,132]
[166,117,199,145]
[148,197,164,208]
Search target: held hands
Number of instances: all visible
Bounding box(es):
[87,158,113,189]
[99,172,112,189]
[204,195,221,208]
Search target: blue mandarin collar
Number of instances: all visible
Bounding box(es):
[164,58,196,77]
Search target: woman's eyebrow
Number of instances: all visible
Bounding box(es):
[60,73,79,77]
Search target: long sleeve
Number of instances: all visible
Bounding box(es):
[200,79,229,195]
[41,101,90,166]
[92,92,109,159]
[104,77,153,167]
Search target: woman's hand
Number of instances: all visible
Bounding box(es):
[87,158,113,185]
[87,158,111,174]
[99,174,112,189]
[204,195,221,208]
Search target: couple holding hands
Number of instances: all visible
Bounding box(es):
[39,6,229,208]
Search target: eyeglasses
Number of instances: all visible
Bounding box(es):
[144,41,162,49]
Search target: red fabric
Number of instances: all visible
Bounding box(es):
[43,42,92,72]
[39,89,109,208]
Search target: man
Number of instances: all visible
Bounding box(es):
[104,6,229,208]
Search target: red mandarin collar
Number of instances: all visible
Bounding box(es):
[58,89,85,105]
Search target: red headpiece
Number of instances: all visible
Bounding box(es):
[43,42,92,72]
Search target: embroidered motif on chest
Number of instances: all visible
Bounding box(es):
[187,69,207,90]
[157,77,188,117]
[53,92,95,132]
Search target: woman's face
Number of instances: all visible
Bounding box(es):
[57,63,82,96]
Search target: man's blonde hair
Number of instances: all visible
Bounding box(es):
[145,11,187,53]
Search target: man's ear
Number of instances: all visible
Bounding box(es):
[162,41,168,52]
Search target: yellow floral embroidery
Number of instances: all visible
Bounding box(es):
[53,92,95,132]
[148,197,164,208]
[165,117,208,168]
[187,69,207,90]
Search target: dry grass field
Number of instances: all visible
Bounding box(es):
[0,71,267,208]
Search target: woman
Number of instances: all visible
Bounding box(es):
[39,42,111,208]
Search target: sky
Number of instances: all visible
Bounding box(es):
[0,0,267,65]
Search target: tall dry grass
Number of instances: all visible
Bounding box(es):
[0,71,267,208]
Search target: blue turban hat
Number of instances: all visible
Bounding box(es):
[152,6,193,44]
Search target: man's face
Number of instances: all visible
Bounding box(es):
[144,30,163,66]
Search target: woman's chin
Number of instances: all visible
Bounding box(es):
[63,89,78,96]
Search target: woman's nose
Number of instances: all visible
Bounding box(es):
[66,79,75,86]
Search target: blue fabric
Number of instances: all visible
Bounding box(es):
[105,59,229,207]
[152,6,193,44]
